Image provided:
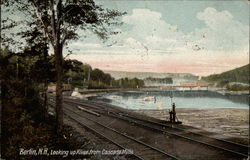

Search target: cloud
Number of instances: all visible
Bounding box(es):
[66,7,249,75]
[114,7,248,54]
[71,42,102,48]
[126,8,249,52]
[110,9,187,54]
[69,7,248,56]
[193,7,249,51]
[197,7,233,29]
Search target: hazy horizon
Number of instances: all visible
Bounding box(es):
[3,1,249,76]
[66,1,249,77]
[68,53,249,76]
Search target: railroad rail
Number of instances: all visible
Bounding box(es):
[60,97,249,158]
[62,103,181,160]
[64,109,144,160]
[90,99,248,148]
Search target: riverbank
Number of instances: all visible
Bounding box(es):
[215,90,249,95]
[61,87,249,98]
[133,108,249,144]
[76,87,249,95]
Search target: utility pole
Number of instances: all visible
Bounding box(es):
[88,67,90,82]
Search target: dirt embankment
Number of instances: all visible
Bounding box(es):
[133,108,249,144]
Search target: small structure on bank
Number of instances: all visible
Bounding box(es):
[167,91,182,124]
[168,103,182,124]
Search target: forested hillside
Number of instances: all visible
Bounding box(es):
[202,64,249,84]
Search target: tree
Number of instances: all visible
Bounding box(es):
[2,0,125,133]
[90,68,104,81]
[19,25,54,120]
[63,59,86,87]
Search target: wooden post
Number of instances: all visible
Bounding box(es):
[172,103,176,122]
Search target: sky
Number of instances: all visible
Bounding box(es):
[67,0,249,76]
[3,0,249,76]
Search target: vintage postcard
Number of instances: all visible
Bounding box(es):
[1,0,249,159]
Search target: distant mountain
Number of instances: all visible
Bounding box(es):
[104,70,198,84]
[202,64,249,84]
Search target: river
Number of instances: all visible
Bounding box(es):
[89,90,249,110]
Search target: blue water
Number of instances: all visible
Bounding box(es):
[91,90,249,110]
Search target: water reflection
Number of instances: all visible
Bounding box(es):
[117,90,249,105]
[90,90,249,110]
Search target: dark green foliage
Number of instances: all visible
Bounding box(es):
[3,104,90,159]
[2,0,126,133]
[217,80,230,87]
[2,90,48,159]
[116,77,144,88]
[1,48,48,159]
[90,69,112,84]
[202,64,249,85]
[62,59,145,89]
[1,0,127,157]
[87,81,108,89]
[144,77,173,84]
[226,83,249,91]
[0,48,89,159]
[63,60,114,89]
[63,60,91,88]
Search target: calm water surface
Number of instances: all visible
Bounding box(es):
[90,90,249,110]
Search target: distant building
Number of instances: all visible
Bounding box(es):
[180,82,208,87]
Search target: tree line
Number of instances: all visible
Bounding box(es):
[144,77,173,84]
[202,64,249,90]
[2,0,125,134]
[0,47,93,159]
[1,0,126,158]
[63,60,145,89]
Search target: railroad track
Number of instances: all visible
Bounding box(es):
[62,103,181,160]
[60,97,249,159]
[88,99,247,148]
